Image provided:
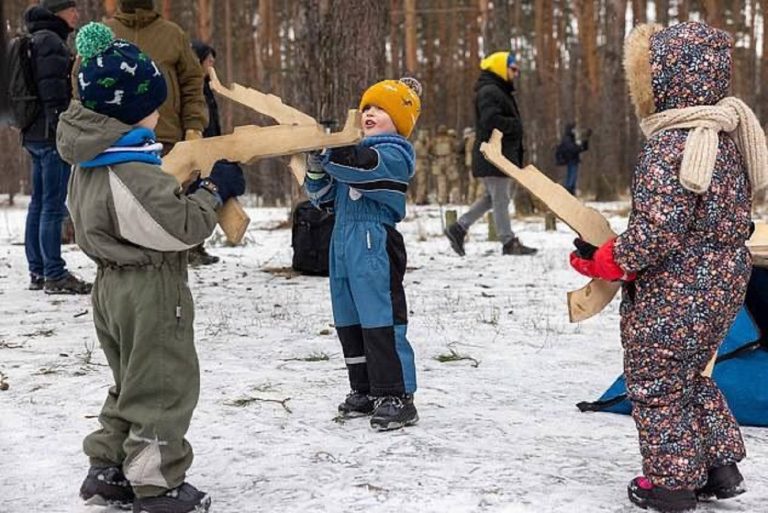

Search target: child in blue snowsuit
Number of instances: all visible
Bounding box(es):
[304,78,422,431]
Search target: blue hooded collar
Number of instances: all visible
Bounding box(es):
[80,127,163,168]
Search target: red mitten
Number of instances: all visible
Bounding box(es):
[569,238,636,282]
[569,251,598,278]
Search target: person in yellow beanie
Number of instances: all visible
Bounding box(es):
[445,51,538,256]
[304,77,421,431]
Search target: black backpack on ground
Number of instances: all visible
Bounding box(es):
[6,33,40,130]
[291,201,334,276]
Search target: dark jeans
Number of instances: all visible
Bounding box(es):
[564,162,579,195]
[23,141,71,280]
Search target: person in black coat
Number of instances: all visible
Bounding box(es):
[444,51,536,256]
[21,1,91,294]
[191,40,221,138]
[556,122,591,195]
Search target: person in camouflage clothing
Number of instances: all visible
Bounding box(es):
[411,129,430,204]
[57,23,244,513]
[570,22,768,512]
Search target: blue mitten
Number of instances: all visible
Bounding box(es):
[208,160,245,202]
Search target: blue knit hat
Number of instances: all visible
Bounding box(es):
[76,22,167,125]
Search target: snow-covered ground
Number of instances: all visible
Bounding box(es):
[1,200,766,513]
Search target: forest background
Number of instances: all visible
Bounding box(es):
[2,0,767,210]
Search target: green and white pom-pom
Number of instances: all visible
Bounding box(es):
[76,22,115,60]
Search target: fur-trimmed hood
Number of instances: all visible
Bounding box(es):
[624,22,733,119]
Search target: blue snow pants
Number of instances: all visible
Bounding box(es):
[330,218,417,396]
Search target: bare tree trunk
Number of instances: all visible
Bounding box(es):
[676,0,689,20]
[196,0,211,42]
[404,0,417,75]
[632,0,647,24]
[701,0,724,27]
[654,0,669,24]
[104,0,117,18]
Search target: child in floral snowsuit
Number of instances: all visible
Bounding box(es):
[570,22,768,512]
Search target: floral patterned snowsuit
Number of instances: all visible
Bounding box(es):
[614,22,752,490]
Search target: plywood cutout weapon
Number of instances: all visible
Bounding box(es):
[481,130,768,324]
[748,222,768,268]
[480,130,621,323]
[162,68,363,244]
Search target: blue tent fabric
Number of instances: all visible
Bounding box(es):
[579,267,768,427]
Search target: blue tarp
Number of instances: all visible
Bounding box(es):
[579,268,768,427]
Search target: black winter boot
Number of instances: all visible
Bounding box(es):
[43,273,92,295]
[338,390,374,418]
[444,223,467,256]
[370,395,419,431]
[79,465,134,509]
[627,477,697,512]
[29,274,44,290]
[188,244,219,267]
[501,237,537,255]
[133,483,210,513]
[696,463,745,500]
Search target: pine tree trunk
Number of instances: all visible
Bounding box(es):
[404,0,417,75]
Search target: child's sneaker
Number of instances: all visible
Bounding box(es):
[132,482,211,513]
[627,476,697,512]
[696,463,745,500]
[338,390,374,418]
[43,272,92,295]
[370,395,418,431]
[79,465,134,509]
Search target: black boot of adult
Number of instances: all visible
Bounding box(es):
[444,222,467,256]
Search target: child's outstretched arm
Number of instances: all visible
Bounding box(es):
[321,142,412,214]
[322,142,411,190]
[613,140,697,272]
[109,165,221,251]
[304,152,336,208]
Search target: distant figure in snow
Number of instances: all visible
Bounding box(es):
[555,122,591,196]
[569,21,768,512]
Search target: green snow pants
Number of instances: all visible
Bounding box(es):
[83,255,199,498]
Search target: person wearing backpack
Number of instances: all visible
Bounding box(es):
[555,122,591,196]
[20,0,91,294]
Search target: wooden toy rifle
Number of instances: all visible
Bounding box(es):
[162,69,362,244]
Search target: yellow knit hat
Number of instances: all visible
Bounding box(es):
[359,78,422,138]
[480,51,514,81]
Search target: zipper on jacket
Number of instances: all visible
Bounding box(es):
[176,305,182,324]
[366,230,372,250]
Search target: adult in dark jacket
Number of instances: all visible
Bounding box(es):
[191,40,220,138]
[186,40,231,266]
[556,122,591,195]
[444,52,536,256]
[22,1,90,294]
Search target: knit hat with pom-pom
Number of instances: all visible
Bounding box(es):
[76,22,167,125]
[359,77,422,137]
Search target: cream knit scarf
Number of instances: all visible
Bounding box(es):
[640,97,768,195]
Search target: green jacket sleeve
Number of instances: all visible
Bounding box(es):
[109,163,219,251]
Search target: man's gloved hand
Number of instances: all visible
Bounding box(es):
[569,237,636,282]
[208,160,245,202]
[749,221,756,238]
[184,129,203,141]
